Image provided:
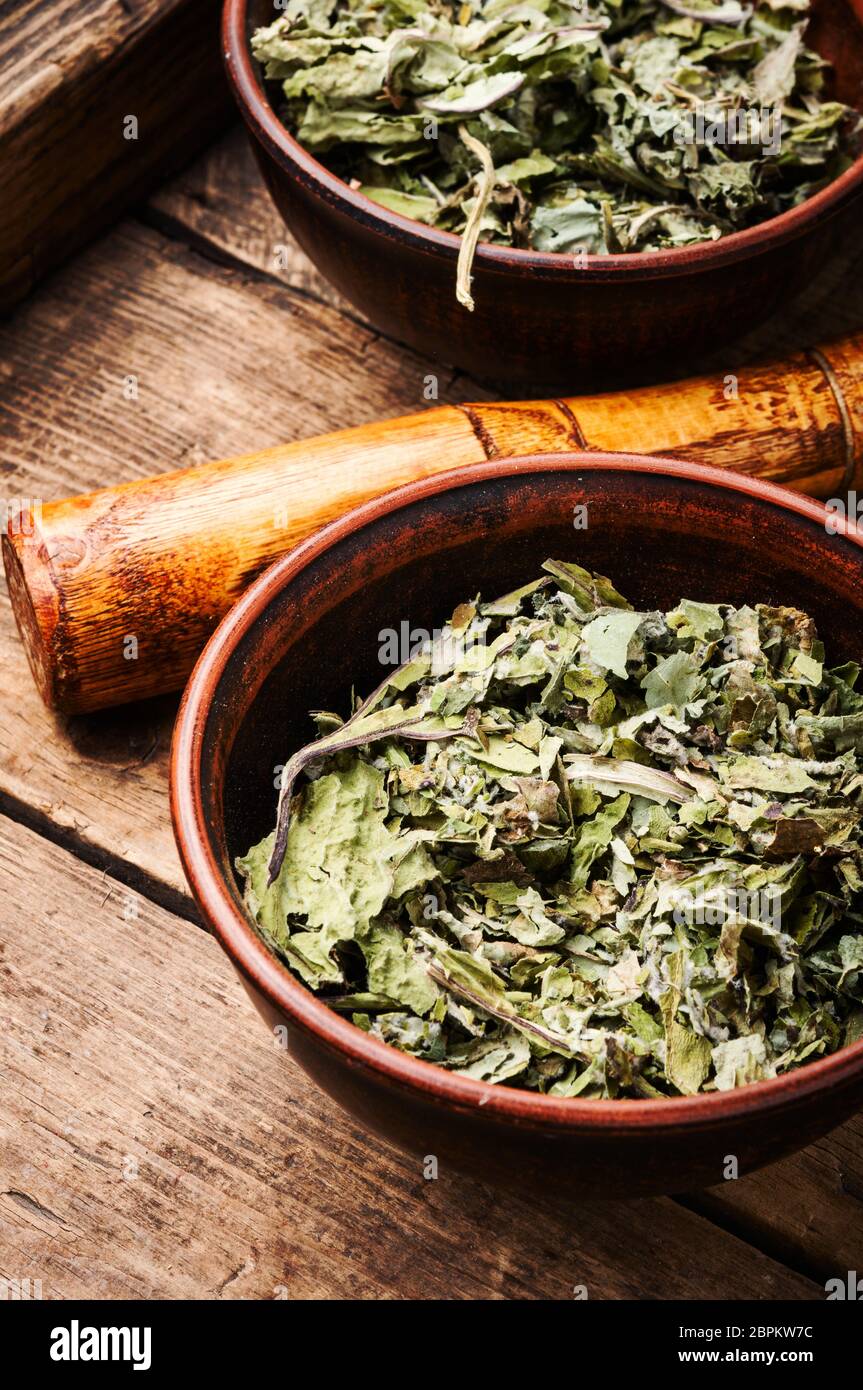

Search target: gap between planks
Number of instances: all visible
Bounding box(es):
[0,810,823,1301]
[1,140,862,1291]
[0,785,198,926]
[2,770,859,1286]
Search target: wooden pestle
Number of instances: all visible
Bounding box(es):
[4,329,863,715]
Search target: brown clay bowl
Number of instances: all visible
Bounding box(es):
[222,0,863,392]
[171,454,863,1196]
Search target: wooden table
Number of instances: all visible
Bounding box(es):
[2,123,863,1302]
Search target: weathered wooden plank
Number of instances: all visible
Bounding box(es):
[0,0,232,309]
[687,1128,863,1282]
[0,219,484,897]
[1,156,861,1285]
[0,219,472,502]
[150,125,863,370]
[696,227,863,371]
[0,814,820,1300]
[147,126,342,310]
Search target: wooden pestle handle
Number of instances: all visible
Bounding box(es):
[4,330,863,715]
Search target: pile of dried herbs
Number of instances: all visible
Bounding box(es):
[252,0,860,307]
[238,561,863,1098]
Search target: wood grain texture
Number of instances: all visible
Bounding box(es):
[6,320,863,710]
[0,219,476,501]
[7,130,863,715]
[0,126,862,1286]
[689,1130,863,1280]
[0,0,232,309]
[0,217,482,897]
[0,814,822,1300]
[148,126,342,310]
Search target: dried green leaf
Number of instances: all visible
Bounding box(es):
[240,557,863,1098]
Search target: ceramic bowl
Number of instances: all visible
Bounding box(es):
[222,0,863,390]
[171,455,863,1195]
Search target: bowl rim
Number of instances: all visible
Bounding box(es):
[222,0,863,282]
[171,452,863,1134]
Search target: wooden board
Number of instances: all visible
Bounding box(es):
[2,122,863,1298]
[147,126,344,312]
[0,815,822,1300]
[0,0,232,310]
[0,217,489,902]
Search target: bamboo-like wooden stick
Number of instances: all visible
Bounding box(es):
[4,330,863,714]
